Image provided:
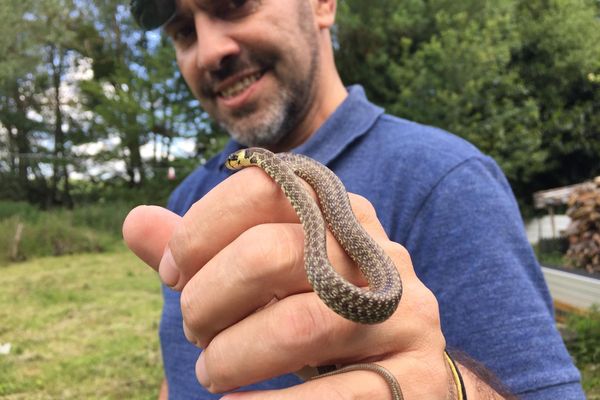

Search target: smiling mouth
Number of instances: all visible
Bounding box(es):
[218,71,264,99]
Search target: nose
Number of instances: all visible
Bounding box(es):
[193,16,241,72]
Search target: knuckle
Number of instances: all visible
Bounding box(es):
[234,167,288,206]
[234,224,302,284]
[385,242,411,265]
[348,194,377,222]
[168,222,197,277]
[380,242,442,331]
[269,295,333,357]
[420,288,441,325]
[409,284,442,331]
[202,338,235,390]
[180,286,209,346]
[182,321,205,348]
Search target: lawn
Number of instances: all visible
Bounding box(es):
[0,247,163,399]
[0,247,598,399]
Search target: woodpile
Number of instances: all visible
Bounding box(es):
[565,176,600,273]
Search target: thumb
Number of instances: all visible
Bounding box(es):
[122,205,181,271]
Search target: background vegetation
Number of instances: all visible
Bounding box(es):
[0,250,163,399]
[1,0,599,398]
[564,307,600,396]
[336,0,600,211]
[1,0,599,212]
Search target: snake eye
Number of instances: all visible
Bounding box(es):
[225,153,240,170]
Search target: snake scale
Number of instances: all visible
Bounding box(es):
[226,147,404,399]
[225,147,403,323]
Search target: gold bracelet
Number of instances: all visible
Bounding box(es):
[444,350,467,400]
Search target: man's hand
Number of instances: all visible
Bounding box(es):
[123,167,503,399]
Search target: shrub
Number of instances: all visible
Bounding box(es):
[565,306,600,367]
[0,205,123,265]
[537,237,569,255]
[0,201,41,221]
[67,202,133,236]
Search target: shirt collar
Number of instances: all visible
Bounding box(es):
[216,85,384,170]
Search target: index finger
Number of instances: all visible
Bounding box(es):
[163,167,301,290]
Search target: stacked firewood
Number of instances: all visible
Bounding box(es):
[565,176,600,273]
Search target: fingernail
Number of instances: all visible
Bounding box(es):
[196,353,210,387]
[159,248,180,287]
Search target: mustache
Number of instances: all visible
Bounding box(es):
[200,52,276,97]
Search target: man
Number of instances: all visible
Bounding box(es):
[122,0,585,399]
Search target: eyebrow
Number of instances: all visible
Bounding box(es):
[163,0,202,34]
[177,0,213,14]
[163,12,185,33]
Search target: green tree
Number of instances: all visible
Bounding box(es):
[0,0,98,206]
[512,0,600,193]
[335,0,600,209]
[80,33,212,188]
[0,0,51,202]
[2,0,220,204]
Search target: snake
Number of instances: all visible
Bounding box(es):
[225,147,404,399]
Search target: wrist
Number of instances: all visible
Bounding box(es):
[444,351,467,400]
[446,350,516,400]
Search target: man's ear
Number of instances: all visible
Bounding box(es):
[314,0,336,29]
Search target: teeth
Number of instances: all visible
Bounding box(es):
[220,73,262,99]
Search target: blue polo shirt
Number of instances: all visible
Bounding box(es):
[162,86,584,399]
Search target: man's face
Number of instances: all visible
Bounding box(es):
[165,0,320,147]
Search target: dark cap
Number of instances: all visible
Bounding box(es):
[130,0,176,30]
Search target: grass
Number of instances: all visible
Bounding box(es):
[0,247,163,399]
[0,201,133,265]
[0,242,598,398]
[581,364,600,399]
[563,307,600,399]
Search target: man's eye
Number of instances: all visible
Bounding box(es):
[228,0,248,10]
[215,0,255,18]
[172,24,196,44]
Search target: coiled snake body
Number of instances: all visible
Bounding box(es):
[226,147,404,399]
[226,147,403,324]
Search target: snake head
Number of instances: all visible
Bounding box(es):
[225,151,242,170]
[225,148,259,170]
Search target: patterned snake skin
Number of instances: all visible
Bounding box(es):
[225,147,403,324]
[226,147,405,399]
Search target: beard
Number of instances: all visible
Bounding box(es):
[205,3,320,148]
[219,67,314,148]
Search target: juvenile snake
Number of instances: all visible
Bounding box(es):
[226,147,404,399]
[225,147,403,324]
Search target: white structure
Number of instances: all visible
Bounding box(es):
[542,267,600,309]
[525,215,571,245]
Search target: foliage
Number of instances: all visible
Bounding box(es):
[1,249,598,398]
[0,215,113,264]
[580,363,600,398]
[0,200,40,221]
[335,0,600,211]
[534,237,569,266]
[0,249,163,399]
[1,0,226,207]
[1,0,599,213]
[565,306,600,366]
[512,0,600,193]
[0,201,131,265]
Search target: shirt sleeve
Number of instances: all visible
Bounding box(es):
[404,156,585,399]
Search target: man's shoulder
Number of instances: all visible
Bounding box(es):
[357,113,491,178]
[377,114,481,159]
